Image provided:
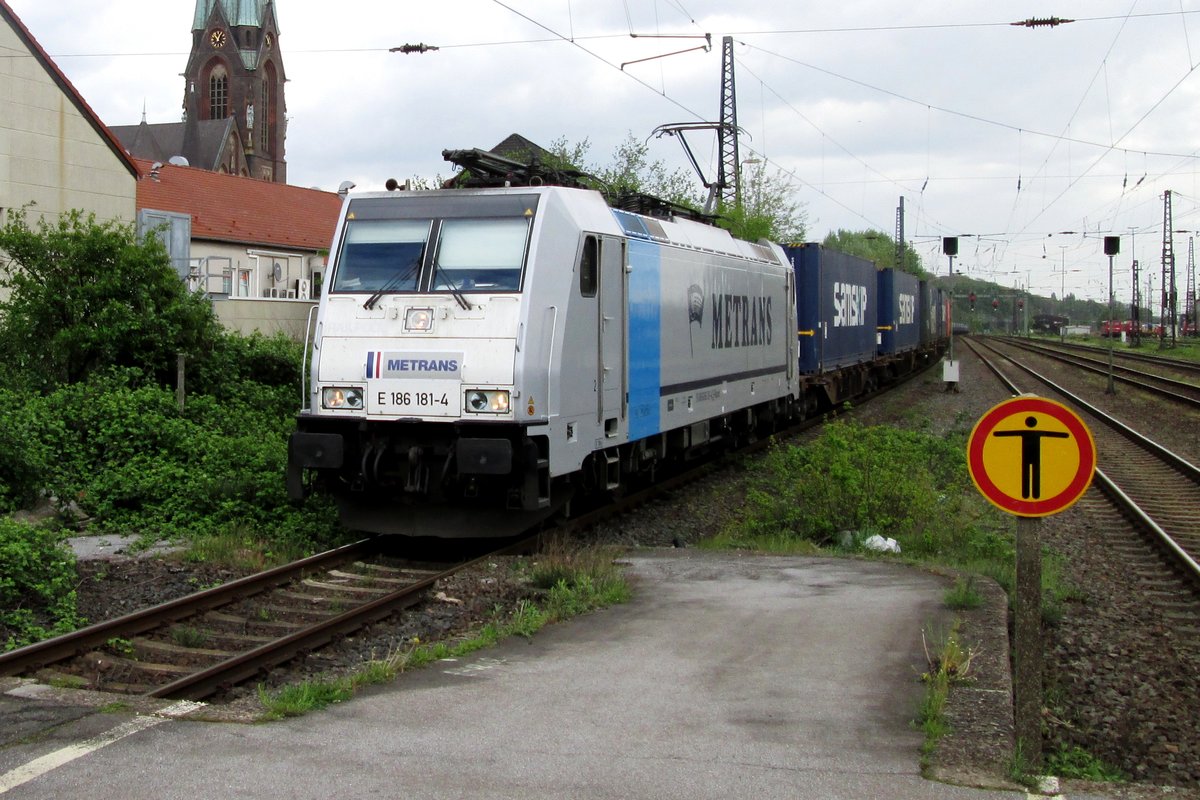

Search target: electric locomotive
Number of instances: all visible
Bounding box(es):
[288,151,798,536]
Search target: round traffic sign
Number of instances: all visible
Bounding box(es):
[967,396,1096,517]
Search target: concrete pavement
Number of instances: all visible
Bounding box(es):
[0,551,1109,799]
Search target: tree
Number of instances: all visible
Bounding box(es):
[545,133,703,209]
[823,229,927,276]
[0,208,223,391]
[718,162,807,244]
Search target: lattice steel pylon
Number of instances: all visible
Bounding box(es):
[1187,236,1197,336]
[895,197,905,269]
[1131,258,1141,346]
[715,36,740,209]
[1161,189,1177,347]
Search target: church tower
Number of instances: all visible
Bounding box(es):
[183,1,287,182]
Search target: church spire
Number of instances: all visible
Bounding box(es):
[184,0,286,182]
[193,1,269,31]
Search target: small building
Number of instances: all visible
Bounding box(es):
[135,158,342,339]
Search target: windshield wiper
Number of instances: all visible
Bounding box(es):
[435,265,473,311]
[363,253,423,310]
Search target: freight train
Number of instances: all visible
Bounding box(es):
[287,151,949,537]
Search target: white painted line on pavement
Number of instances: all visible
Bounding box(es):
[0,700,202,794]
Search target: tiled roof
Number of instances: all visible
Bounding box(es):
[0,0,138,178]
[134,158,342,252]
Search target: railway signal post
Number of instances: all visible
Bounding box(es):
[967,396,1097,770]
[1105,236,1120,394]
[943,237,959,391]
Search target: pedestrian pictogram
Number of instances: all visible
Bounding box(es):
[967,396,1096,517]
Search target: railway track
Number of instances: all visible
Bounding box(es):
[0,538,530,700]
[984,335,1200,408]
[967,337,1200,601]
[1029,336,1200,378]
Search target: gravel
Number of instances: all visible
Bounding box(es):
[63,338,1200,797]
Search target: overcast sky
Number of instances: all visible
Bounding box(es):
[9,0,1200,305]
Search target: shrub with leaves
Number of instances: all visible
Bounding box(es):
[0,388,48,512]
[0,208,222,392]
[740,421,972,552]
[29,368,334,548]
[0,518,80,650]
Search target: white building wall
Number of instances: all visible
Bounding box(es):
[0,17,136,224]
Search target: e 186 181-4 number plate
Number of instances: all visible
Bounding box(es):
[367,380,461,417]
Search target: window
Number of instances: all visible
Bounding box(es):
[579,235,597,297]
[432,218,528,292]
[209,67,228,119]
[331,220,431,293]
[260,80,270,151]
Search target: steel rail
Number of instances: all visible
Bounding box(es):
[991,337,1200,407]
[0,539,379,676]
[150,536,537,700]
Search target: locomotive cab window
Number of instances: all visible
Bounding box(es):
[332,220,431,293]
[431,218,528,292]
[579,235,597,297]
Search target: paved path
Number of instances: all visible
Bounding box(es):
[0,551,1114,799]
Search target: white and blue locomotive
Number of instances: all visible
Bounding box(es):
[287,155,946,537]
[287,177,798,536]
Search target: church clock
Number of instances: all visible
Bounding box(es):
[209,29,227,48]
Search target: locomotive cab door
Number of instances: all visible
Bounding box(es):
[598,235,627,436]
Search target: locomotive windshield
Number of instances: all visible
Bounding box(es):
[332,220,430,293]
[331,197,536,297]
[432,218,527,292]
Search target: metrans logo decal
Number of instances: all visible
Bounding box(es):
[833,283,869,327]
[711,292,773,349]
[689,280,775,352]
[366,352,462,379]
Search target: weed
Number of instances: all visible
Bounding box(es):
[1045,745,1127,782]
[47,674,88,690]
[97,701,131,714]
[944,576,983,610]
[916,620,976,762]
[105,637,135,657]
[1007,741,1041,789]
[258,678,354,718]
[170,626,209,648]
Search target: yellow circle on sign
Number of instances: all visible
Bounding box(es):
[976,410,1081,503]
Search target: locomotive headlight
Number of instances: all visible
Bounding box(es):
[405,307,434,331]
[322,386,364,410]
[465,389,510,414]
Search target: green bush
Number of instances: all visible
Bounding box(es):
[740,421,972,552]
[0,519,80,650]
[0,208,222,392]
[27,368,334,550]
[0,389,48,511]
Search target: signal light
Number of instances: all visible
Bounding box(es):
[1017,299,1024,310]
[968,292,977,311]
[992,298,1000,310]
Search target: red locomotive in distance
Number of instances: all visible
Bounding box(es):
[1099,320,1167,337]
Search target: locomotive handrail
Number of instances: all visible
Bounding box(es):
[300,302,320,411]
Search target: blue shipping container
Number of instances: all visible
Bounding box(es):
[878,268,922,354]
[784,244,878,373]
